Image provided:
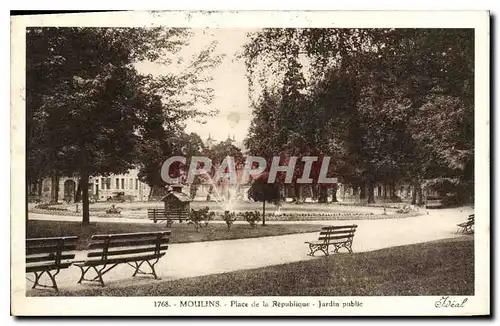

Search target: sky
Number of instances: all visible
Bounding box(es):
[136,28,255,147]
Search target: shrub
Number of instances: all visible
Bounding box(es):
[35,204,68,211]
[222,211,238,231]
[105,204,121,214]
[240,211,261,228]
[203,208,215,227]
[188,207,214,231]
[395,205,412,214]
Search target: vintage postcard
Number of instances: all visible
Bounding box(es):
[11,10,490,316]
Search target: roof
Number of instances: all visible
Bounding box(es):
[160,191,192,203]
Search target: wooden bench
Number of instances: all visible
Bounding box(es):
[147,208,188,227]
[74,231,170,287]
[305,225,358,256]
[457,214,474,234]
[26,236,78,291]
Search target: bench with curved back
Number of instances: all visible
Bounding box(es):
[26,236,78,291]
[74,231,170,287]
[305,225,358,256]
[147,208,188,227]
[457,214,474,234]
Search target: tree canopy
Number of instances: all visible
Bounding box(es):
[243,28,474,204]
[26,27,222,223]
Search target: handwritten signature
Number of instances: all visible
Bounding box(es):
[435,296,468,308]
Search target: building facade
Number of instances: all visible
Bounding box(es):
[37,169,151,203]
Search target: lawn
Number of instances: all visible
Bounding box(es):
[39,238,474,296]
[26,220,326,250]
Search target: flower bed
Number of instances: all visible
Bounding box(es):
[223,211,419,221]
[336,202,415,209]
[30,205,421,221]
[30,208,81,216]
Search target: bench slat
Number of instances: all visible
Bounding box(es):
[88,237,169,248]
[26,261,73,273]
[26,244,77,255]
[77,253,166,267]
[88,237,169,249]
[321,225,357,230]
[26,236,78,245]
[319,235,355,241]
[91,231,171,241]
[87,245,169,258]
[26,253,76,263]
[88,237,170,249]
[320,230,356,236]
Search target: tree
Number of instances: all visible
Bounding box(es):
[247,172,281,226]
[26,27,221,225]
[243,28,474,205]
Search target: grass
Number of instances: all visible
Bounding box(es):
[36,238,474,296]
[27,220,326,250]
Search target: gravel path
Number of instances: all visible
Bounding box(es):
[20,206,474,295]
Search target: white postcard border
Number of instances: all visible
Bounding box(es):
[10,10,490,316]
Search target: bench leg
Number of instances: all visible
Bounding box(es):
[46,269,60,291]
[77,266,91,284]
[147,259,160,280]
[77,264,117,287]
[307,243,329,256]
[29,270,60,291]
[128,259,161,280]
[31,271,43,289]
[345,241,353,253]
[130,261,145,277]
[307,243,318,256]
[333,242,353,254]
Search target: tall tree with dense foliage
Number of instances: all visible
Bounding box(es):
[26,27,221,224]
[243,28,474,204]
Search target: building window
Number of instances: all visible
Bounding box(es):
[135,179,138,190]
[101,178,105,190]
[106,178,111,190]
[116,178,119,189]
[129,178,133,189]
[121,178,125,189]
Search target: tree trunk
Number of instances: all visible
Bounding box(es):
[359,183,366,202]
[262,201,266,226]
[311,184,319,201]
[49,171,59,204]
[367,181,375,204]
[390,183,396,199]
[147,186,153,201]
[331,184,338,203]
[411,181,423,205]
[293,183,302,203]
[318,186,328,203]
[37,179,43,196]
[75,180,82,202]
[81,172,90,225]
[416,183,423,206]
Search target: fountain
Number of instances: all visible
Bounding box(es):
[195,159,244,213]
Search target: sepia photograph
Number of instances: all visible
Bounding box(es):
[10,10,489,316]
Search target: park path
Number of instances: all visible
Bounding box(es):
[20,207,474,295]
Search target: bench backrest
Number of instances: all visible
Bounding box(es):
[148,209,165,216]
[26,236,78,267]
[86,231,171,261]
[148,208,188,220]
[468,214,475,221]
[318,225,358,243]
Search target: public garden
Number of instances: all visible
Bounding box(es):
[23,27,475,297]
